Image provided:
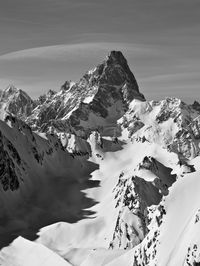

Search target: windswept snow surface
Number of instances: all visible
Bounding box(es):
[0,237,71,266]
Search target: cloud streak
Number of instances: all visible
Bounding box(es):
[0,42,155,60]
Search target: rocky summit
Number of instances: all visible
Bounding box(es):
[0,51,200,266]
[25,51,145,135]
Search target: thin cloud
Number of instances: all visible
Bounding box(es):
[0,17,43,25]
[0,42,155,60]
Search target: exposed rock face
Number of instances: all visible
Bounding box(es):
[0,85,34,118]
[23,51,145,136]
[0,130,21,191]
[192,101,200,112]
[109,157,176,250]
[78,50,144,100]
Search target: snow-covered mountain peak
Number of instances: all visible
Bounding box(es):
[3,84,18,94]
[1,85,31,101]
[1,52,200,266]
[1,85,19,101]
[119,96,200,160]
[0,85,34,119]
[25,51,145,135]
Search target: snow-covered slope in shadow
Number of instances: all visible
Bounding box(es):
[0,115,99,248]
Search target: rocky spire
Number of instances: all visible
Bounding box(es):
[79,50,145,102]
[106,50,139,87]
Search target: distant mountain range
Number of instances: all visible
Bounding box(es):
[0,51,200,266]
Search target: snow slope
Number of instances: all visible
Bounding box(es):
[107,157,200,266]
[0,237,71,266]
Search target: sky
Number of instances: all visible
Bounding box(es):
[0,0,199,102]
